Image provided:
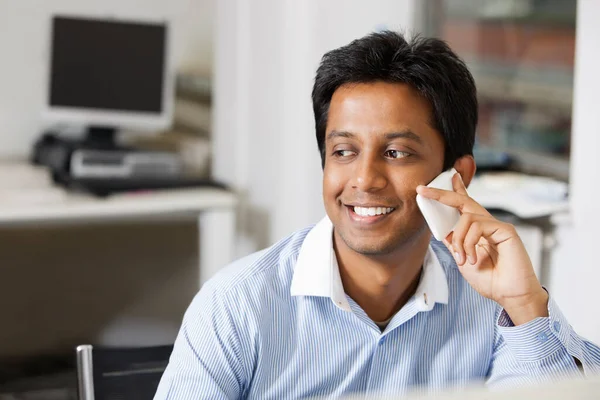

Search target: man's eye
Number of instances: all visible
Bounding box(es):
[385,150,410,159]
[334,150,355,157]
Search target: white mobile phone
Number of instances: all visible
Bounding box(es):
[416,168,461,241]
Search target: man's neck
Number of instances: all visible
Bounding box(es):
[334,232,431,322]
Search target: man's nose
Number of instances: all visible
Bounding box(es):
[351,154,388,192]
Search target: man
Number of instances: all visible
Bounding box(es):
[155,31,600,399]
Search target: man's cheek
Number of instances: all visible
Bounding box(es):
[323,169,346,192]
[399,190,421,213]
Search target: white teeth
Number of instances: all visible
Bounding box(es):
[353,206,394,217]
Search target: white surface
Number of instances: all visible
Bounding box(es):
[213,0,418,255]
[0,0,215,158]
[0,187,236,225]
[468,173,569,219]
[341,374,600,400]
[0,163,236,225]
[0,161,236,225]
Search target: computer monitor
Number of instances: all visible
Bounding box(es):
[43,15,174,142]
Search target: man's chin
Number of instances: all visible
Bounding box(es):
[350,246,395,257]
[335,224,430,258]
[339,236,398,257]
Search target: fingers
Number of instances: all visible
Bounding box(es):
[463,221,483,265]
[446,213,479,265]
[416,173,491,217]
[416,184,465,210]
[445,213,517,266]
[452,172,468,196]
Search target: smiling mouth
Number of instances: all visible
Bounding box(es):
[347,205,396,217]
[353,206,395,217]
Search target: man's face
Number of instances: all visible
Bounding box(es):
[323,81,445,256]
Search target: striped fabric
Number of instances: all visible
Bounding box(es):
[154,218,600,399]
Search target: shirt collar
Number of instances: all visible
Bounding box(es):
[290,216,449,313]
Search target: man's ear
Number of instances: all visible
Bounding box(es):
[453,155,476,187]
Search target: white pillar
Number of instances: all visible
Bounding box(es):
[550,0,600,343]
[199,209,236,284]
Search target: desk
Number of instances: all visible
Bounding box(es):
[0,162,237,285]
[468,172,569,286]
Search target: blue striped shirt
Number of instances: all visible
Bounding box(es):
[155,217,600,399]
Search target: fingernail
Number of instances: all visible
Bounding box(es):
[454,252,463,264]
[467,255,475,265]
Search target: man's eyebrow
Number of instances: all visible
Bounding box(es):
[327,130,424,145]
[326,130,355,141]
[384,131,424,145]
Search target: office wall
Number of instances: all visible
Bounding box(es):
[0,0,214,158]
[213,0,418,256]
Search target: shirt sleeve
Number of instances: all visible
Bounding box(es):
[154,280,249,399]
[486,293,600,388]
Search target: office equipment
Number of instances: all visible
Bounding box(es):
[36,15,217,194]
[32,132,221,196]
[76,344,172,400]
[44,16,173,135]
[69,149,182,180]
[63,174,227,197]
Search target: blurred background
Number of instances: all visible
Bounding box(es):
[0,0,599,397]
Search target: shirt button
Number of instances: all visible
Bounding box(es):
[537,332,549,343]
[553,321,561,333]
[379,337,386,345]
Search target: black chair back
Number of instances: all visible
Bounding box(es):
[76,344,173,400]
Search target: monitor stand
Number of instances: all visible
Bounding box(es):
[80,126,129,151]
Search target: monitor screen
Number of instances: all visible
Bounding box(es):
[49,16,166,114]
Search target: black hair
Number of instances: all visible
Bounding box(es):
[312,30,477,169]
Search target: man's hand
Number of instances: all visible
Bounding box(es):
[416,172,548,325]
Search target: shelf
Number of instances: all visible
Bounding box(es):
[466,59,574,113]
[501,147,570,181]
[444,0,576,26]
